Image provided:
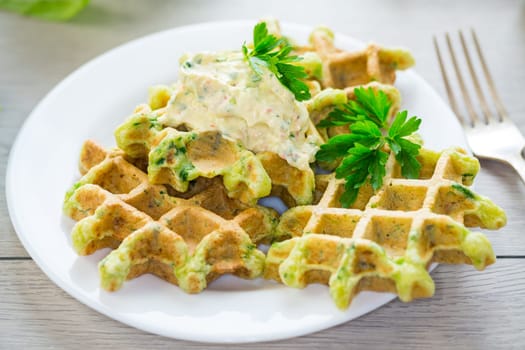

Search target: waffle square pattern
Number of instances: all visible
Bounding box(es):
[266,146,506,309]
[64,141,278,294]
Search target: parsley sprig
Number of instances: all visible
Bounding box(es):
[242,22,311,101]
[316,87,422,207]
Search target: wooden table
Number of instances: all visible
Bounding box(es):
[1,0,524,348]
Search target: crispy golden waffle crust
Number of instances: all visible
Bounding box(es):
[266,147,506,309]
[63,140,278,292]
[295,27,415,89]
[257,152,315,207]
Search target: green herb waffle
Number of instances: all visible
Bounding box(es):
[63,140,275,292]
[266,146,506,309]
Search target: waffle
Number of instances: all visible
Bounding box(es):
[63,140,275,292]
[295,27,415,89]
[257,152,315,207]
[68,184,265,293]
[65,140,278,244]
[115,104,317,206]
[266,146,506,309]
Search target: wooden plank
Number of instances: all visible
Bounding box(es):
[0,126,28,257]
[0,259,523,349]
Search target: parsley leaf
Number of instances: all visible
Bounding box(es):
[316,134,362,162]
[318,87,392,129]
[386,110,422,178]
[317,107,362,128]
[316,87,422,207]
[243,22,311,101]
[353,87,391,125]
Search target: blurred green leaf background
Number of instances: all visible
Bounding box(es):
[0,0,90,21]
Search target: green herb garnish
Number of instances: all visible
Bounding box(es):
[316,87,422,207]
[242,22,311,101]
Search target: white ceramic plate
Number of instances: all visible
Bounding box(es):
[6,20,467,343]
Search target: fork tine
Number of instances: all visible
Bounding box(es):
[471,29,509,121]
[445,32,479,126]
[458,30,492,124]
[433,36,466,125]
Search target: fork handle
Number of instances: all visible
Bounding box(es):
[506,154,525,184]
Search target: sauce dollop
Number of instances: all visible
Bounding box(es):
[160,51,322,171]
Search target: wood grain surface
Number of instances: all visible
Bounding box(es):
[1,260,524,349]
[1,0,524,348]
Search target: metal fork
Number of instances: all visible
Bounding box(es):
[433,30,525,183]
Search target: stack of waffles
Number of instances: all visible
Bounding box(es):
[62,23,506,309]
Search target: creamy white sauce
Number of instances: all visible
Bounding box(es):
[159,51,321,171]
